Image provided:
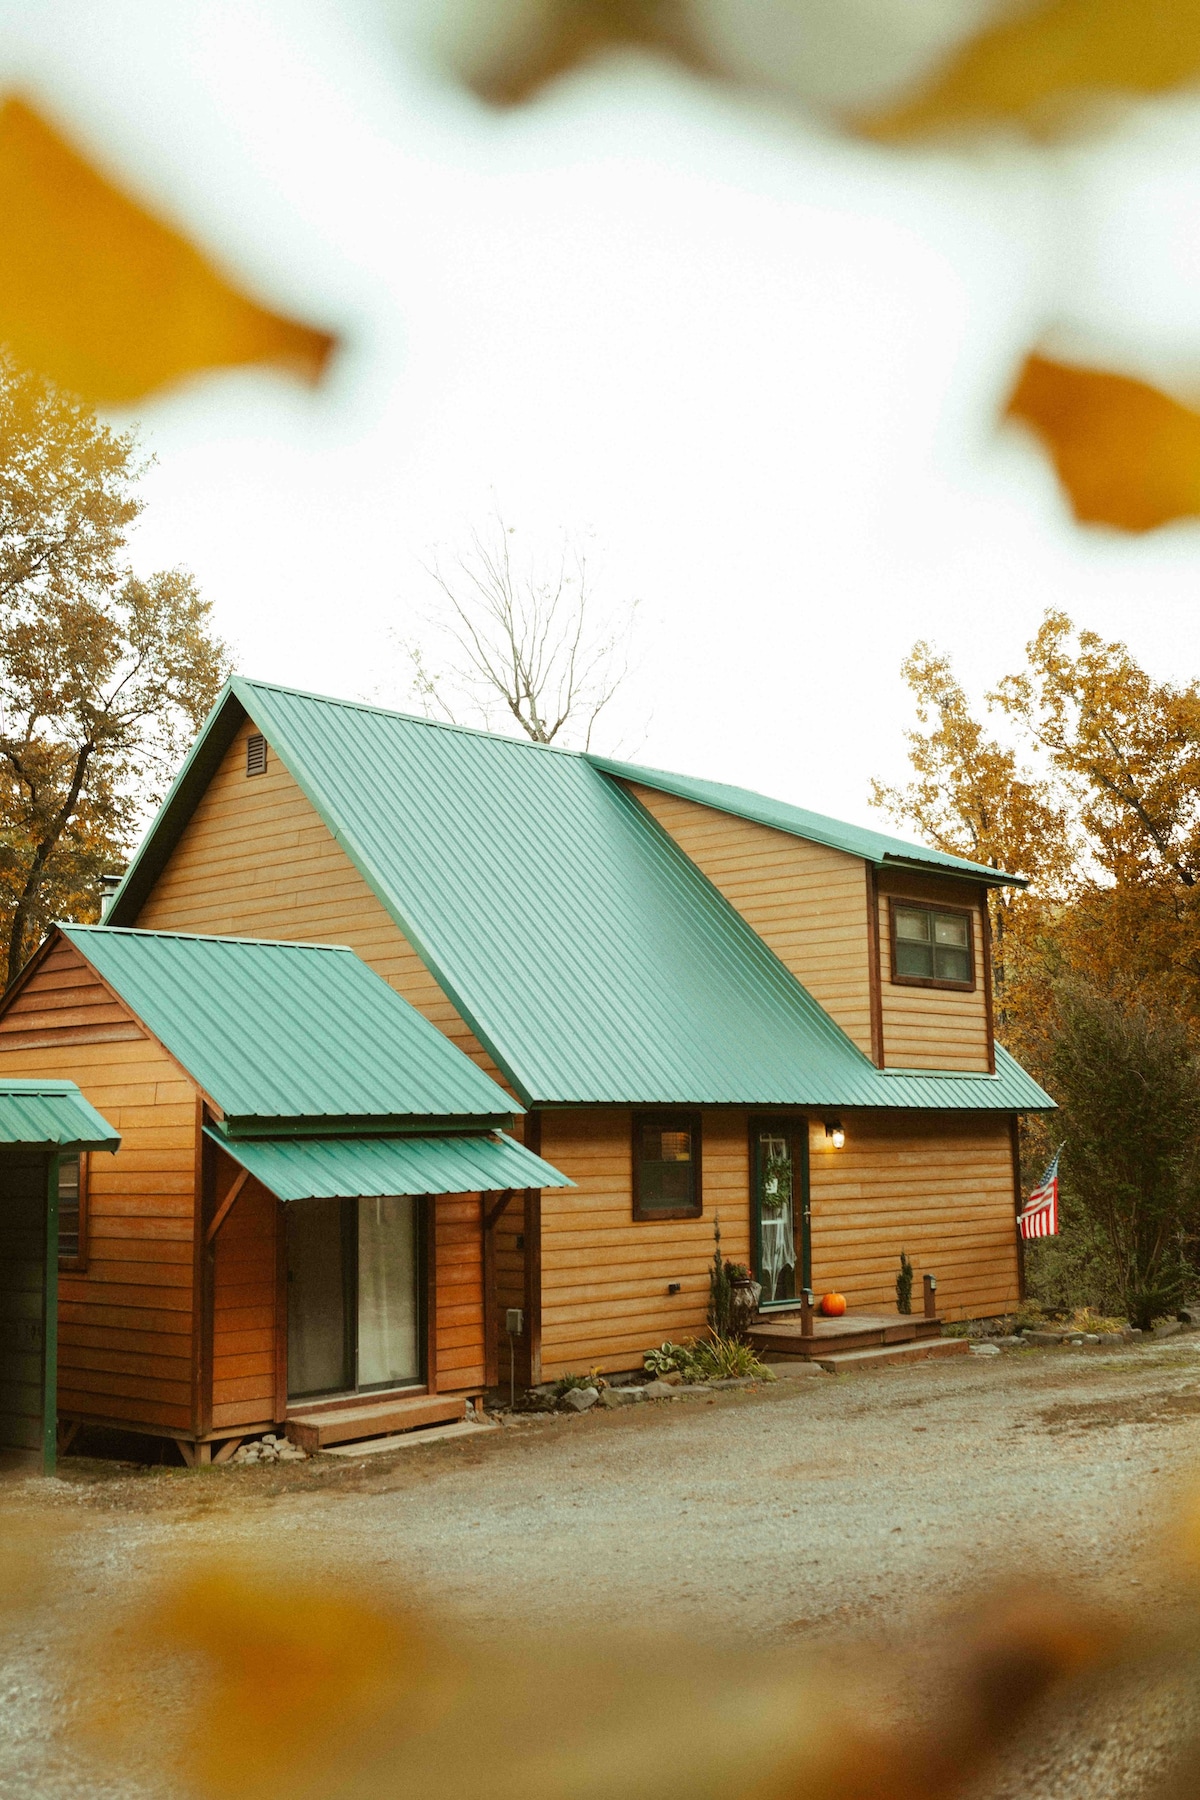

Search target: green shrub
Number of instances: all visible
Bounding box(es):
[643,1335,772,1382]
[552,1369,605,1396]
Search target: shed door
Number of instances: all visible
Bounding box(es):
[287,1196,421,1400]
[0,1153,49,1454]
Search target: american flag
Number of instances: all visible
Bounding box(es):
[1018,1149,1061,1240]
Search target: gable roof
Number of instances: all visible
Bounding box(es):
[588,756,1025,888]
[61,925,518,1134]
[106,680,1053,1113]
[0,1079,119,1151]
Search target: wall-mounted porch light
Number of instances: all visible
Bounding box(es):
[824,1121,845,1149]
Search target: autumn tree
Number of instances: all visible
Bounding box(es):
[0,354,229,983]
[870,642,1073,1025]
[399,519,635,750]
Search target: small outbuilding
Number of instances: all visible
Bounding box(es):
[0,1078,120,1472]
[0,926,569,1462]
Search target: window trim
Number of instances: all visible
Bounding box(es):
[888,898,976,992]
[57,1150,89,1272]
[632,1110,703,1222]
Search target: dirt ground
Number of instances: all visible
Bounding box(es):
[5,1340,1200,1799]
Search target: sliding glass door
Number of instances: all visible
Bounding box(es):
[287,1195,422,1401]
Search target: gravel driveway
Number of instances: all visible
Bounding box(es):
[6,1341,1200,1800]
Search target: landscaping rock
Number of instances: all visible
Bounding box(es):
[1026,1330,1065,1346]
[765,1361,823,1378]
[991,1337,1023,1348]
[600,1386,644,1408]
[1155,1320,1183,1340]
[640,1380,676,1399]
[969,1342,1001,1356]
[1096,1333,1125,1347]
[562,1386,598,1412]
[708,1377,756,1389]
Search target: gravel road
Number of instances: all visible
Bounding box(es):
[5,1341,1200,1799]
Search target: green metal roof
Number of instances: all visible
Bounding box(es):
[61,925,518,1134]
[205,1127,572,1200]
[589,755,1026,887]
[0,1079,119,1151]
[106,680,1053,1113]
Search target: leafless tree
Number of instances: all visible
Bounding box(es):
[399,520,635,750]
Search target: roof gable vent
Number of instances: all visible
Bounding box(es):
[246,733,268,777]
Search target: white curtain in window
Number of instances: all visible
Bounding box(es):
[357,1195,419,1387]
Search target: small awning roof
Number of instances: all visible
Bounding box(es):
[203,1128,573,1201]
[0,1080,120,1151]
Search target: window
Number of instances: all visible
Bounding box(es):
[633,1112,702,1219]
[57,1153,88,1269]
[891,902,974,989]
[246,732,268,776]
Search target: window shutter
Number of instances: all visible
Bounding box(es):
[246,733,268,777]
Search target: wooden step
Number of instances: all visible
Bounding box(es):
[811,1339,970,1375]
[286,1394,465,1451]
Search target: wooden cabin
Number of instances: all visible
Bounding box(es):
[0,926,568,1460]
[52,676,1051,1394]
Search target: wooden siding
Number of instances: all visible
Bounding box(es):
[0,939,197,1434]
[876,877,990,1071]
[136,714,511,1090]
[809,1112,1018,1320]
[537,1109,751,1380]
[625,784,875,1056]
[210,1170,277,1431]
[434,1194,486,1392]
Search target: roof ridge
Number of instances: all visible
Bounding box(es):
[232,675,582,757]
[64,923,355,955]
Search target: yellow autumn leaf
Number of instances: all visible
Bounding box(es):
[1007,354,1200,532]
[0,96,335,405]
[862,0,1200,140]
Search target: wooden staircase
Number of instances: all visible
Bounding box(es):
[286,1392,465,1452]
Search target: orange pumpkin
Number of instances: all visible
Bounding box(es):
[819,1292,847,1317]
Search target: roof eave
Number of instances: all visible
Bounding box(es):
[877,853,1027,890]
[214,1111,518,1140]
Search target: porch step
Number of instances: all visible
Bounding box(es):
[808,1339,970,1375]
[286,1394,465,1452]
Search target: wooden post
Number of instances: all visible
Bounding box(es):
[42,1153,59,1477]
[523,1112,542,1390]
[923,1273,937,1320]
[482,1190,513,1390]
[1009,1115,1027,1303]
[800,1288,813,1337]
[426,1195,439,1394]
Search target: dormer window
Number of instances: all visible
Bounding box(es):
[891,902,974,990]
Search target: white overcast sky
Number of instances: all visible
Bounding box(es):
[4,2,1200,830]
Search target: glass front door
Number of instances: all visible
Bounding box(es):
[751,1120,810,1306]
[287,1195,422,1400]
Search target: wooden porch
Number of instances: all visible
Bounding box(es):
[747,1276,970,1372]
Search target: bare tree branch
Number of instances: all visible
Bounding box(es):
[397,519,636,750]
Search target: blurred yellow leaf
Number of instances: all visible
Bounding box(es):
[0,96,335,404]
[1008,353,1200,532]
[863,0,1200,139]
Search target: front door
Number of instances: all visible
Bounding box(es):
[751,1119,810,1306]
[287,1195,422,1401]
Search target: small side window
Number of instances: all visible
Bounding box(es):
[891,902,974,989]
[633,1113,702,1220]
[246,733,268,777]
[58,1153,88,1270]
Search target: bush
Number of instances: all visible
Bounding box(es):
[552,1370,606,1396]
[1029,982,1200,1330]
[643,1336,771,1383]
